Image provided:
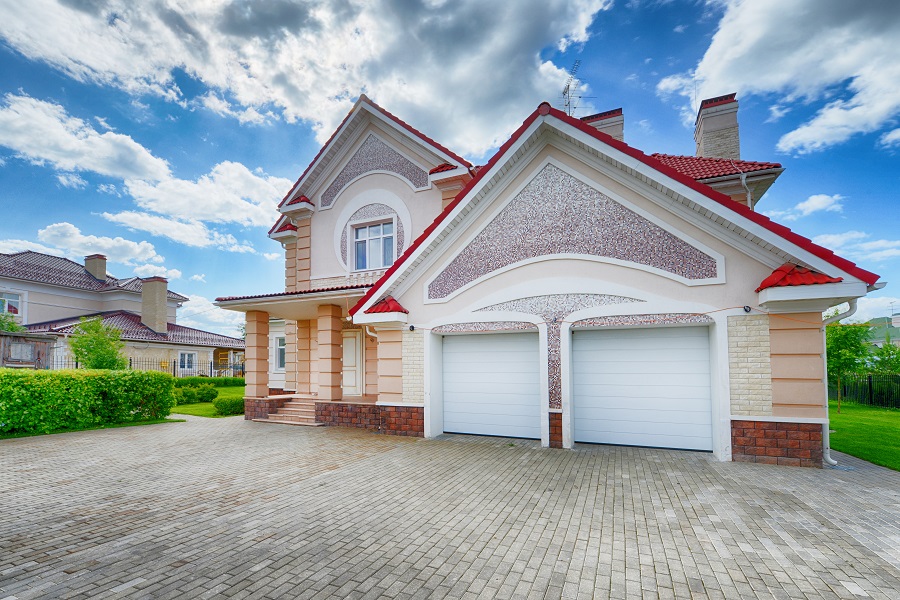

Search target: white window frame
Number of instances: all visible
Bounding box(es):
[0,291,22,317]
[350,217,397,272]
[178,351,197,371]
[275,336,286,372]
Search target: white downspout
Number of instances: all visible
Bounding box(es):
[821,299,858,466]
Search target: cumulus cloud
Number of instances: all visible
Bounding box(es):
[0,0,613,157]
[853,295,900,323]
[0,239,65,255]
[813,230,900,263]
[657,0,900,154]
[0,93,170,179]
[101,211,257,252]
[812,230,868,251]
[133,263,182,279]
[178,294,245,338]
[262,252,280,261]
[190,273,206,283]
[57,172,87,188]
[36,222,163,265]
[762,193,844,221]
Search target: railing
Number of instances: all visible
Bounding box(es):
[829,373,900,409]
[48,357,245,378]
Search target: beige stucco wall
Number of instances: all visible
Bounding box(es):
[402,329,424,404]
[770,312,826,418]
[727,315,773,416]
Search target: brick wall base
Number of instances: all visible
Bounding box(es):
[732,420,823,468]
[244,397,287,420]
[315,402,424,437]
[549,413,562,448]
[267,388,285,396]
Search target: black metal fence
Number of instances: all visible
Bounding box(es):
[49,357,245,378]
[830,373,900,409]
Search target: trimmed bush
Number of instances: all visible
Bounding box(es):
[195,384,218,402]
[0,368,175,435]
[175,377,244,388]
[174,387,199,405]
[213,396,244,416]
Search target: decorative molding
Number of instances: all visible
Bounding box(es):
[427,163,718,300]
[431,321,538,334]
[572,313,713,328]
[321,134,428,208]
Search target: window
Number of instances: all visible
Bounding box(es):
[276,337,286,370]
[0,292,20,315]
[179,352,196,370]
[354,221,394,270]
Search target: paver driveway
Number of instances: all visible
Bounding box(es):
[2,417,900,599]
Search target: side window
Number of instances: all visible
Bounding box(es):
[0,292,20,315]
[276,337,286,370]
[354,221,394,271]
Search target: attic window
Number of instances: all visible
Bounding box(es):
[354,221,394,270]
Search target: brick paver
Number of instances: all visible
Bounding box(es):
[2,417,900,599]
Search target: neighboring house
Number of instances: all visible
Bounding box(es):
[216,94,881,467]
[867,317,900,348]
[1,251,244,374]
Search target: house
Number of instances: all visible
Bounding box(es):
[216,94,881,466]
[1,251,244,374]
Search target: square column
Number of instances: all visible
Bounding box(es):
[296,319,313,394]
[317,304,343,400]
[377,327,403,404]
[245,310,269,398]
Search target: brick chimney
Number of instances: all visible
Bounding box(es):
[694,93,740,159]
[84,254,107,280]
[141,277,169,334]
[581,108,624,141]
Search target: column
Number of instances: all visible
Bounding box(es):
[377,327,403,404]
[296,319,312,394]
[317,304,343,400]
[245,310,269,398]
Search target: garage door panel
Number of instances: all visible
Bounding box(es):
[573,327,712,451]
[443,333,540,439]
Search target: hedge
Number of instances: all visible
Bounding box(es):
[0,369,175,435]
[173,384,218,405]
[213,396,245,416]
[174,376,244,388]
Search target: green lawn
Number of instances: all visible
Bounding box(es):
[170,386,244,418]
[829,400,900,471]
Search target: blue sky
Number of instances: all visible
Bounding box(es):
[1,0,899,335]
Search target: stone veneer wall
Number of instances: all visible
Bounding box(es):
[727,315,773,416]
[549,413,562,449]
[315,402,424,437]
[731,420,823,468]
[697,126,740,161]
[245,396,287,420]
[402,329,424,403]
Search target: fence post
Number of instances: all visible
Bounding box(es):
[867,374,874,405]
[173,360,176,377]
[209,361,213,377]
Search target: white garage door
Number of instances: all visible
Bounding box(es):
[572,327,712,451]
[443,333,541,439]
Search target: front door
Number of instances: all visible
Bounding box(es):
[341,330,364,396]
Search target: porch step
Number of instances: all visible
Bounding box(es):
[253,418,324,427]
[256,397,321,427]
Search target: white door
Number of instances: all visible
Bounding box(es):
[342,330,363,396]
[572,327,712,451]
[442,333,541,439]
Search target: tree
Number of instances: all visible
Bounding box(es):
[0,312,25,333]
[68,317,128,369]
[825,320,871,412]
[872,333,900,374]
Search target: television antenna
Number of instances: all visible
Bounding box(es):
[562,60,581,116]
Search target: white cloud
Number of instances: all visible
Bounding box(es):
[854,296,900,323]
[262,253,280,261]
[101,210,256,252]
[190,273,206,283]
[56,172,87,188]
[880,128,900,148]
[97,183,121,196]
[178,294,245,338]
[133,264,182,279]
[812,230,868,251]
[657,0,900,154]
[0,239,64,255]
[36,222,163,265]
[813,230,900,263]
[673,24,686,33]
[0,0,613,157]
[0,93,170,179]
[762,193,844,221]
[124,161,291,228]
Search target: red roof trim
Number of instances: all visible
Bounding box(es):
[581,108,623,123]
[216,283,370,303]
[755,264,843,293]
[651,154,782,181]
[277,95,470,209]
[350,101,879,315]
[268,215,296,235]
[429,162,456,175]
[365,295,409,314]
[699,93,737,111]
[286,194,313,206]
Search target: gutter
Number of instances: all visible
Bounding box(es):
[821,298,859,466]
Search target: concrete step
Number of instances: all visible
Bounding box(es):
[252,418,323,427]
[274,407,316,417]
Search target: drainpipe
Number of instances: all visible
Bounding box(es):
[821,299,858,466]
[730,160,753,209]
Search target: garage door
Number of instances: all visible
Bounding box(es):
[572,327,712,451]
[443,333,540,439]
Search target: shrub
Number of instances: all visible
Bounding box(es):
[68,317,128,369]
[174,387,199,405]
[175,376,244,388]
[194,383,218,402]
[0,313,25,333]
[0,368,175,434]
[213,396,244,416]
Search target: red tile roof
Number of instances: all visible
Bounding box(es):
[755,264,843,293]
[350,101,879,315]
[277,95,470,210]
[651,154,782,180]
[26,311,244,349]
[0,251,188,301]
[429,163,457,175]
[286,194,313,206]
[365,296,408,314]
[216,283,371,303]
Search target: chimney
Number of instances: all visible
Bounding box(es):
[581,108,624,141]
[141,277,169,334]
[84,254,107,280]
[694,93,740,159]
